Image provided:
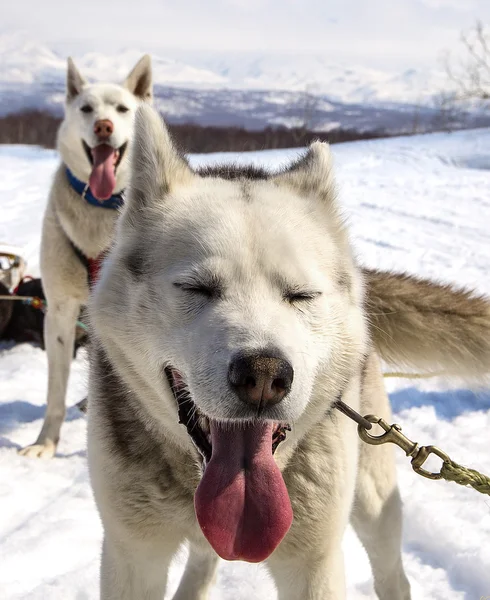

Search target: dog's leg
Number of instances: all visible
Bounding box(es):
[351,353,411,600]
[266,405,362,600]
[268,545,346,600]
[351,476,410,600]
[101,537,176,600]
[19,298,80,458]
[172,544,218,600]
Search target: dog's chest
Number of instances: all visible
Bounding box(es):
[51,168,119,258]
[58,195,117,258]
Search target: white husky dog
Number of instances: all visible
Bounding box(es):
[87,105,490,599]
[19,56,153,458]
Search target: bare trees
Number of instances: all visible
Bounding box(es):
[431,91,460,132]
[289,84,320,145]
[0,110,388,153]
[445,20,490,102]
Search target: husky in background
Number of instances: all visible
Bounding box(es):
[87,105,489,599]
[19,56,153,458]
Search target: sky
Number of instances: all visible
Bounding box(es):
[3,0,490,69]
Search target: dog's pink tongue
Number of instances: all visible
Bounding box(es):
[88,144,117,200]
[195,421,293,563]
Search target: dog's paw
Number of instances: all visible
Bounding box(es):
[18,441,57,459]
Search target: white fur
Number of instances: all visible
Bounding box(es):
[19,56,153,458]
[87,106,411,599]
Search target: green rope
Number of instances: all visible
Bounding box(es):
[441,460,490,496]
[381,373,490,496]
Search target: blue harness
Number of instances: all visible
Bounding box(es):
[65,167,125,210]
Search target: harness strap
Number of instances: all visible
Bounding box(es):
[88,256,104,285]
[69,241,106,288]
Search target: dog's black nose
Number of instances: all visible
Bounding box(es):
[228,351,294,411]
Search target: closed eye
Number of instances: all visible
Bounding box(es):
[173,282,220,299]
[284,290,322,304]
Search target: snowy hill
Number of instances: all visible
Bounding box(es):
[0,30,449,100]
[1,129,490,598]
[3,31,489,132]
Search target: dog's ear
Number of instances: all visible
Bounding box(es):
[124,55,153,102]
[66,58,87,101]
[126,105,194,213]
[273,141,336,204]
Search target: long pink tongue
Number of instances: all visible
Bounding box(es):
[88,144,117,200]
[194,421,293,563]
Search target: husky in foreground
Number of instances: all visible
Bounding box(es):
[88,105,490,599]
[19,55,153,458]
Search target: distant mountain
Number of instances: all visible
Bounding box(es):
[1,31,488,133]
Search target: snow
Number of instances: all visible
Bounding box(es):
[1,129,490,599]
[0,32,468,127]
[4,31,490,133]
[0,31,452,102]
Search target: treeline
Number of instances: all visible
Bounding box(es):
[0,110,391,153]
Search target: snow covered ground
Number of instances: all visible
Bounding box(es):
[1,129,490,599]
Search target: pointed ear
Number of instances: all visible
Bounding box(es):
[127,105,194,213]
[66,57,86,101]
[124,54,153,102]
[273,141,336,203]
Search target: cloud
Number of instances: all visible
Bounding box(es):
[3,0,490,67]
